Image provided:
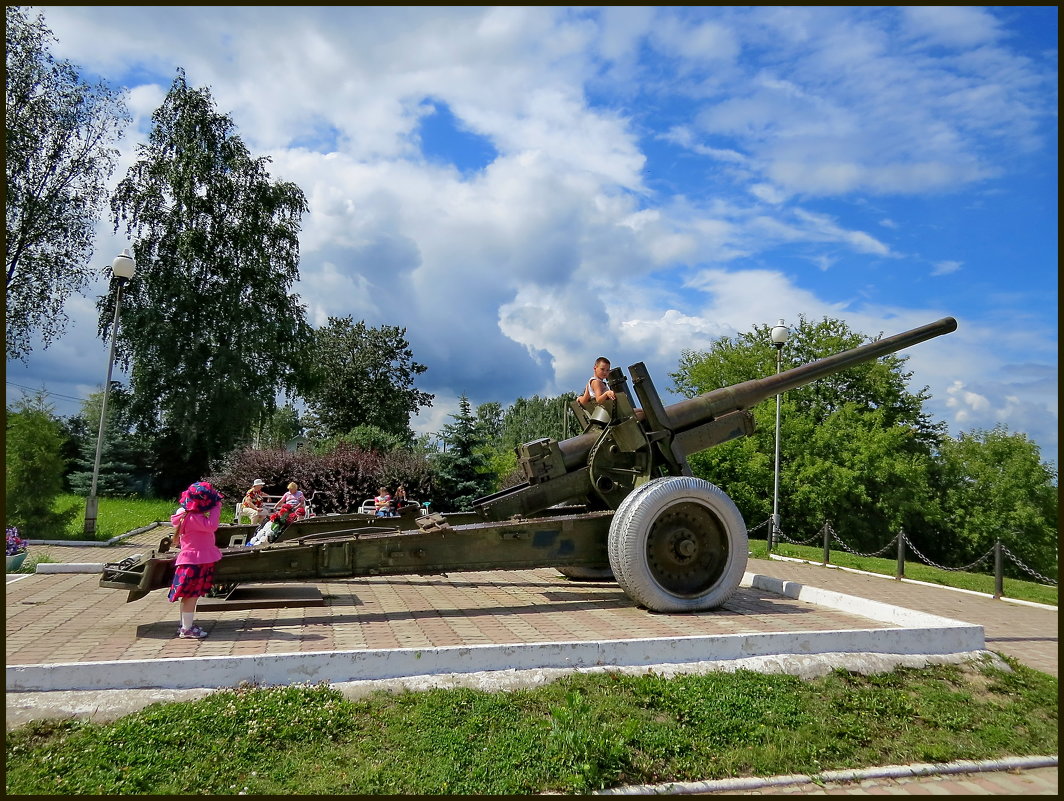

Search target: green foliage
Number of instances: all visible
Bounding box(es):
[474,392,579,490]
[936,425,1058,580]
[688,431,775,526]
[482,445,520,489]
[65,387,151,497]
[14,552,58,573]
[5,6,130,361]
[51,494,176,541]
[749,539,1056,606]
[55,412,91,490]
[5,392,79,538]
[679,318,1058,578]
[473,400,512,486]
[631,670,811,751]
[108,68,311,492]
[359,687,546,793]
[546,690,632,791]
[310,423,408,455]
[5,660,1057,794]
[673,315,941,440]
[410,431,442,455]
[6,683,359,794]
[475,401,504,441]
[256,404,303,450]
[498,392,580,449]
[302,317,434,440]
[433,395,495,511]
[674,315,947,553]
[786,404,939,551]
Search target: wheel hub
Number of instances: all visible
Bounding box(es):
[676,535,697,558]
[645,502,727,596]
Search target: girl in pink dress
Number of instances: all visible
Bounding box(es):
[169,481,224,639]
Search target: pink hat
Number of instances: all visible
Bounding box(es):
[179,481,223,513]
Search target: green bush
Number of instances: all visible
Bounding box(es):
[6,393,79,538]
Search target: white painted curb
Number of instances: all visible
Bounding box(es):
[26,521,164,547]
[597,754,1058,794]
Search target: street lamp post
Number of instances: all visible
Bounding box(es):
[83,249,137,538]
[769,319,790,551]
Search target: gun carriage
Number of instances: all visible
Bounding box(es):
[101,317,957,612]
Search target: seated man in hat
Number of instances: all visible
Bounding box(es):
[238,479,271,525]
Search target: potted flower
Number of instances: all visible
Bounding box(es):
[6,527,28,573]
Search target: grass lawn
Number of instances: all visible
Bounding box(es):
[4,654,1056,795]
[50,494,178,542]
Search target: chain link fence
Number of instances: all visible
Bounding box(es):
[757,516,1057,600]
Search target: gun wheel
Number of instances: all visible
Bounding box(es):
[608,476,748,612]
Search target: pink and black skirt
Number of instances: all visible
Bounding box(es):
[168,562,218,601]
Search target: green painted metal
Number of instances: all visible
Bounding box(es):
[100,510,613,602]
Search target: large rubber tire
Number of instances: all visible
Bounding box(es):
[557,565,615,581]
[607,478,669,591]
[608,476,748,612]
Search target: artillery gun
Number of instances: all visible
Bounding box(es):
[101,317,957,612]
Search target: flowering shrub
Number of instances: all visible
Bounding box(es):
[6,527,27,556]
[207,443,435,514]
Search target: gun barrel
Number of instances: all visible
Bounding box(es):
[666,316,956,432]
[556,316,956,468]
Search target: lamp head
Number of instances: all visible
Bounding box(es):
[770,319,789,349]
[111,249,136,281]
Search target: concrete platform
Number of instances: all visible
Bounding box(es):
[6,562,986,694]
[8,527,1055,697]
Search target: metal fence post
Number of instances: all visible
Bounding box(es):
[994,539,1004,599]
[822,522,830,566]
[896,529,905,580]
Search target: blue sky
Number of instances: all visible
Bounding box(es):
[6,6,1058,466]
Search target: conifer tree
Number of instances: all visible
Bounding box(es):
[65,387,147,497]
[432,395,494,511]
